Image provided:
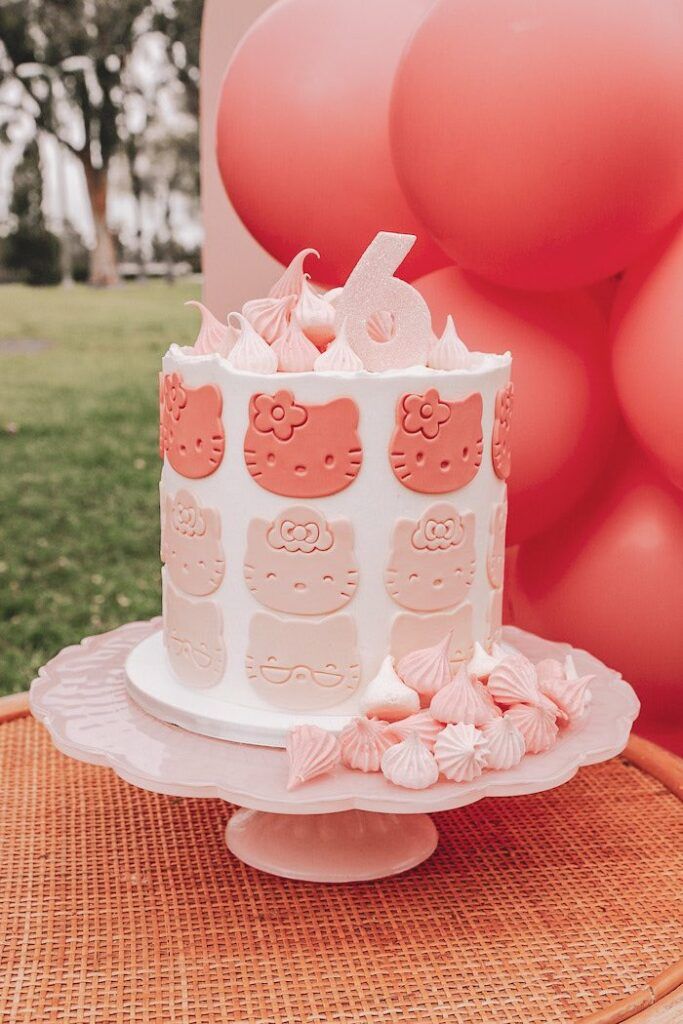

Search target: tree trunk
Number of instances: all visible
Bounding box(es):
[83,162,119,287]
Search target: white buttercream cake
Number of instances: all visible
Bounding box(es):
[126,233,514,747]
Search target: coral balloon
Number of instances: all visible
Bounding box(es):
[217,0,446,287]
[391,0,683,291]
[415,267,619,543]
[509,449,683,753]
[612,219,683,489]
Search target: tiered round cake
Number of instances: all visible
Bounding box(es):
[127,233,521,754]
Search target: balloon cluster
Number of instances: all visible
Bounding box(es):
[216,0,683,746]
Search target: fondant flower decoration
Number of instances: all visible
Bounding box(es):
[412,512,464,551]
[251,390,308,441]
[164,373,187,422]
[267,508,333,553]
[401,389,451,439]
[172,494,206,538]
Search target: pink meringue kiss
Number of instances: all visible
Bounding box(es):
[360,656,420,723]
[286,724,341,790]
[434,722,489,782]
[487,653,557,713]
[539,672,594,725]
[430,664,501,726]
[427,314,471,371]
[467,641,506,681]
[339,717,396,773]
[535,658,565,686]
[242,293,295,345]
[314,318,364,372]
[186,300,236,357]
[294,276,336,348]
[271,315,320,372]
[504,704,559,754]
[387,709,444,751]
[227,312,278,374]
[481,716,526,771]
[397,631,453,701]
[269,248,319,300]
[381,732,439,790]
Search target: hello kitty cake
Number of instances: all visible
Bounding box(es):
[126,233,515,747]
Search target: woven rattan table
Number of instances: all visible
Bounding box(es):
[2,690,682,1024]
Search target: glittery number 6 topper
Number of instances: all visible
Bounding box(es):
[334,233,433,372]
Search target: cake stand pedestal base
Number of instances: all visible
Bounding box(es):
[225,808,438,883]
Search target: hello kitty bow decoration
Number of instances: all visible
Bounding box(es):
[334,232,433,371]
[412,507,465,551]
[172,491,206,538]
[267,509,334,554]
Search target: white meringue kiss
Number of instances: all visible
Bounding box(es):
[427,314,470,371]
[360,656,420,723]
[468,641,506,681]
[314,317,364,372]
[227,312,278,374]
[271,315,320,372]
[481,716,526,771]
[434,723,489,782]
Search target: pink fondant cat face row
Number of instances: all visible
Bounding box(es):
[389,390,484,494]
[159,373,225,479]
[162,489,225,597]
[244,506,358,615]
[164,582,225,688]
[385,503,476,612]
[244,390,362,498]
[246,613,361,711]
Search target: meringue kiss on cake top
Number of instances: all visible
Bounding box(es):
[154,231,512,748]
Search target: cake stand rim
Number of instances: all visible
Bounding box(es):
[29,618,641,817]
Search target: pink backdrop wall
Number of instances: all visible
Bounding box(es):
[200,0,281,317]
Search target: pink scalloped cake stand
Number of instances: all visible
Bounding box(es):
[29,619,639,883]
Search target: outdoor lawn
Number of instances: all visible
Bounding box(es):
[0,279,200,695]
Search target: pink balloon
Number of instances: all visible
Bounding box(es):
[391,0,683,291]
[414,267,619,544]
[611,218,683,490]
[508,448,683,754]
[216,0,447,286]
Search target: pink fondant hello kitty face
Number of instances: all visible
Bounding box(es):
[160,372,225,479]
[487,588,503,648]
[244,390,362,498]
[385,503,475,612]
[246,613,361,711]
[164,582,225,688]
[487,501,507,590]
[390,603,474,671]
[492,382,514,480]
[389,389,483,494]
[162,489,225,597]
[244,506,357,615]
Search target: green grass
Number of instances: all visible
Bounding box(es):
[0,279,200,694]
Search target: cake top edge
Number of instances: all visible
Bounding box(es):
[182,232,513,377]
